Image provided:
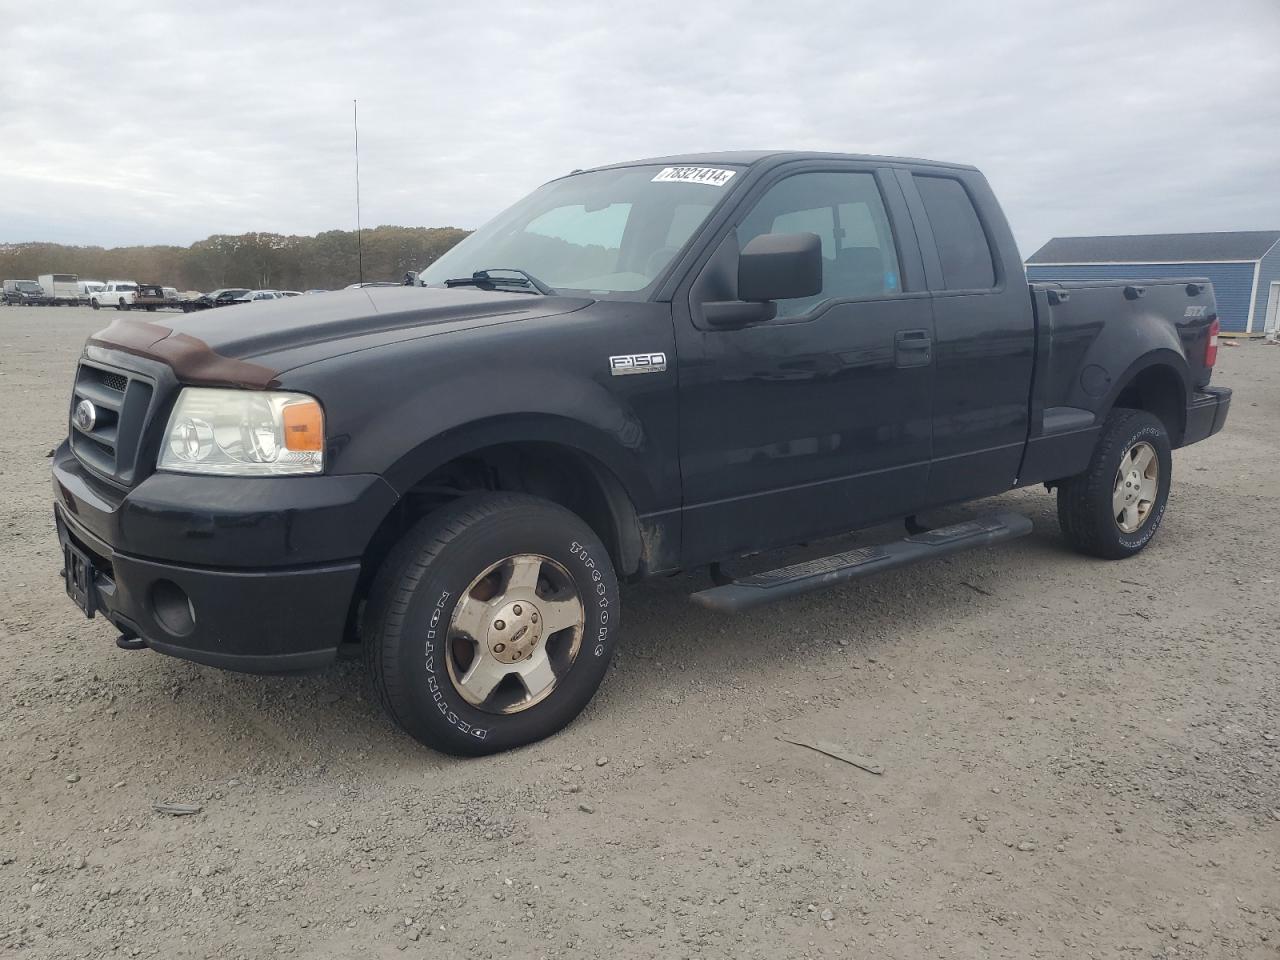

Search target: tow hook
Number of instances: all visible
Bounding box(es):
[115,632,146,651]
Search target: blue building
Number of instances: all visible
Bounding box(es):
[1026,231,1280,335]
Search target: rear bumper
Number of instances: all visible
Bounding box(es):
[55,503,360,673]
[1181,386,1231,447]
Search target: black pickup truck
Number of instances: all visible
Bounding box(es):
[52,151,1230,755]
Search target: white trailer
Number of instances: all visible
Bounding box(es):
[38,273,81,305]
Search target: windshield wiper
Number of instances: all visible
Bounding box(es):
[442,268,556,296]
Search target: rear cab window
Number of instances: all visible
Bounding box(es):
[913,175,996,291]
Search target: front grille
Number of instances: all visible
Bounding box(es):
[69,361,155,486]
[100,371,128,393]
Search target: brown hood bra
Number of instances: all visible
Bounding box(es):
[87,318,280,390]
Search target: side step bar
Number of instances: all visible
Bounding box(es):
[690,511,1033,614]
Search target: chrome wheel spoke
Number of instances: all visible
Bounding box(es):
[540,597,584,635]
[1133,444,1155,476]
[518,653,556,700]
[1122,503,1140,532]
[458,652,510,704]
[451,593,492,641]
[1112,480,1128,517]
[506,555,543,593]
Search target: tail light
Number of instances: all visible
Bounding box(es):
[1205,317,1220,368]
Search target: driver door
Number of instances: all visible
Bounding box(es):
[673,164,934,565]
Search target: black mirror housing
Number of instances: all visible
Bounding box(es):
[738,232,823,302]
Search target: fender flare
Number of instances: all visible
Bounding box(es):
[1098,349,1190,440]
[383,414,657,575]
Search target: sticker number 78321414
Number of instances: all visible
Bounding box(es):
[651,167,736,187]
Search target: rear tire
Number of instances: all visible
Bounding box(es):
[363,493,619,756]
[1057,408,1172,559]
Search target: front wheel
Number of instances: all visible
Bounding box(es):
[91,299,100,310]
[363,493,620,755]
[1057,408,1172,559]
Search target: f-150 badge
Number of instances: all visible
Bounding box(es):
[609,353,667,376]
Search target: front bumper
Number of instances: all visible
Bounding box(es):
[1181,385,1231,447]
[51,443,398,674]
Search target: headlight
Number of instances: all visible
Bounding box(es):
[157,387,324,476]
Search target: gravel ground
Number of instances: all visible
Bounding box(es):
[1,305,1278,959]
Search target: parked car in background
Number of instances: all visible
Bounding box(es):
[89,281,139,311]
[38,273,81,305]
[343,281,400,289]
[131,284,169,312]
[180,288,250,312]
[2,279,47,305]
[279,290,302,298]
[233,289,284,303]
[303,289,329,295]
[163,287,179,303]
[78,280,106,302]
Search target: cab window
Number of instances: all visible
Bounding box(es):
[737,171,902,319]
[913,175,996,290]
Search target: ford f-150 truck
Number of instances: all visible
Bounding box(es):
[51,151,1230,755]
[89,280,140,311]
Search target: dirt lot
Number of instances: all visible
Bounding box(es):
[1,305,1277,959]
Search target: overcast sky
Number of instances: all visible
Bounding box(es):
[3,0,1277,256]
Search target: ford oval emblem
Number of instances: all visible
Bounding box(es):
[73,398,97,433]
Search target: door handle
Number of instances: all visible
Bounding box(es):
[895,329,932,367]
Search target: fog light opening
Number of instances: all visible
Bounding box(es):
[150,579,196,637]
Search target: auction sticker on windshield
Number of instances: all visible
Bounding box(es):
[651,167,736,186]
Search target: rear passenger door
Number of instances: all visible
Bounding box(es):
[899,169,1035,505]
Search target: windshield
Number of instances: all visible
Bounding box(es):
[16,281,41,292]
[418,164,740,298]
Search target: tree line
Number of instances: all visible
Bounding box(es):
[0,225,470,292]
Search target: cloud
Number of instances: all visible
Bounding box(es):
[2,0,1277,254]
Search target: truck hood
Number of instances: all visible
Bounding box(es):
[86,286,593,388]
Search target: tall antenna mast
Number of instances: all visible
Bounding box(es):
[353,99,364,285]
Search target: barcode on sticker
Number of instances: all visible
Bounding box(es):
[651,167,736,187]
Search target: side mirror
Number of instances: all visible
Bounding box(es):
[704,232,823,327]
[738,232,823,302]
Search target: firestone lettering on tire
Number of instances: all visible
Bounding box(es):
[423,589,487,740]
[570,541,610,656]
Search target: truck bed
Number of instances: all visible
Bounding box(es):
[1019,277,1219,485]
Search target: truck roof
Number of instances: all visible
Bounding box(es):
[578,150,979,176]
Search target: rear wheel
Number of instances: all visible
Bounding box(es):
[1057,408,1172,559]
[363,493,619,755]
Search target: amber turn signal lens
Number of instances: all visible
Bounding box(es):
[282,399,324,452]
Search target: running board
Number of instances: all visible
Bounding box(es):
[690,511,1033,614]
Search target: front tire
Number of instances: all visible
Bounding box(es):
[1057,408,1172,559]
[363,493,620,756]
[91,299,100,310]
